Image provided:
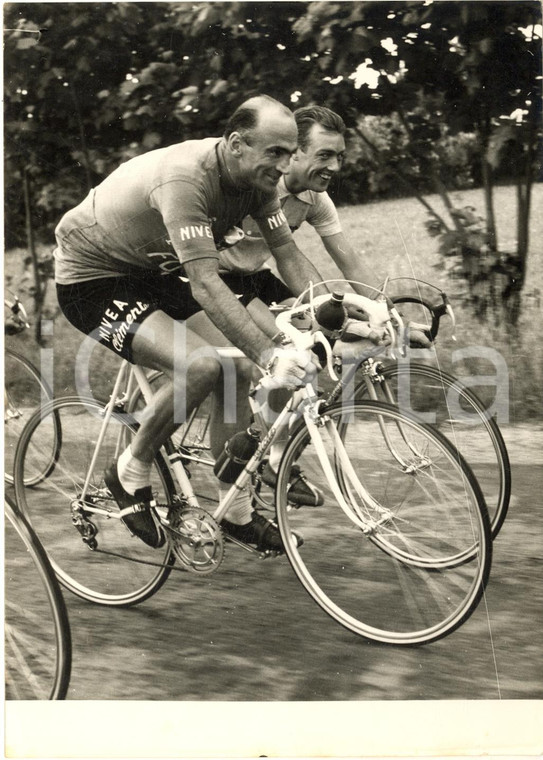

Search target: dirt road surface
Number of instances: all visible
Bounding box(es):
[36,424,542,702]
[5,423,542,758]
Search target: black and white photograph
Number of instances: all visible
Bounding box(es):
[3,1,542,757]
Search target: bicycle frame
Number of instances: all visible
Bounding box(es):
[12,281,492,644]
[78,349,392,535]
[75,277,455,538]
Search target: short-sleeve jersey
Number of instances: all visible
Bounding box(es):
[54,138,292,284]
[217,175,342,273]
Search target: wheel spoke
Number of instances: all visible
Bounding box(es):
[356,363,510,538]
[14,398,174,607]
[275,401,491,645]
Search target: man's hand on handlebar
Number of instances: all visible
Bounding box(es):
[339,318,391,347]
[264,345,321,390]
[332,318,391,362]
[406,323,433,348]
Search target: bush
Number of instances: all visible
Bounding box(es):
[331,114,480,207]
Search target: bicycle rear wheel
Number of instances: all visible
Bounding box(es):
[4,348,59,486]
[14,396,175,606]
[5,494,72,699]
[355,362,510,538]
[275,401,491,645]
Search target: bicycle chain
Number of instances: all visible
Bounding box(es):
[71,494,281,570]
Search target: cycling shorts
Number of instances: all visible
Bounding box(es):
[56,268,291,363]
[221,269,292,306]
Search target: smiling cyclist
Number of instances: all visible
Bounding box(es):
[54,95,326,553]
[201,106,383,497]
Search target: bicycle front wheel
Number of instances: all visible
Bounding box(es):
[275,401,492,646]
[4,348,59,486]
[5,494,72,699]
[14,396,175,607]
[355,362,511,538]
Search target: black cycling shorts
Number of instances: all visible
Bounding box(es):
[57,270,205,363]
[57,268,292,363]
[220,269,292,307]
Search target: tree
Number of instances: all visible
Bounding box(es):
[291,1,542,322]
[4,3,168,237]
[3,2,313,238]
[4,2,541,324]
[4,2,170,325]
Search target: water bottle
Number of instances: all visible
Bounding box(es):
[315,292,347,338]
[213,426,261,483]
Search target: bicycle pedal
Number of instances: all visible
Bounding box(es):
[260,549,283,559]
[223,534,282,559]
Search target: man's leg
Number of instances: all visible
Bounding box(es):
[187,300,322,513]
[244,295,324,507]
[185,309,254,460]
[185,308,303,548]
[104,309,223,547]
[128,310,222,462]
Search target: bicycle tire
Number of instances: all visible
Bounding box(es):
[4,348,60,486]
[275,400,492,646]
[355,362,511,538]
[5,494,72,699]
[14,396,176,607]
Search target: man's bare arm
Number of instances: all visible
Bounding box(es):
[270,240,327,298]
[322,232,379,298]
[184,258,275,365]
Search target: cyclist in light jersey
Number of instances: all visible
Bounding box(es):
[54,95,324,552]
[212,106,379,298]
[202,106,381,491]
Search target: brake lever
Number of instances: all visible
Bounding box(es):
[430,296,456,342]
[312,330,339,382]
[442,295,457,341]
[12,299,30,329]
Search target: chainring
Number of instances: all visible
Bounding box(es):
[165,505,224,574]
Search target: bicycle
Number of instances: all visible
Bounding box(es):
[352,277,509,539]
[4,295,60,485]
[4,492,72,699]
[13,288,492,645]
[154,277,510,540]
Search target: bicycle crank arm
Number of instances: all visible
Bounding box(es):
[222,534,283,559]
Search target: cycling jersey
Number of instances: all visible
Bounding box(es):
[54,138,292,285]
[217,175,342,273]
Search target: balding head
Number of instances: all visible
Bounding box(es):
[224,95,294,142]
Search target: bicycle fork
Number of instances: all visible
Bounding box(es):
[336,360,433,470]
[303,406,394,534]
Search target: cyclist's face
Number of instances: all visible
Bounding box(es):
[291,124,346,192]
[237,115,298,193]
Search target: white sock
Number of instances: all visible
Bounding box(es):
[268,410,298,472]
[117,445,152,495]
[268,441,286,473]
[219,482,252,525]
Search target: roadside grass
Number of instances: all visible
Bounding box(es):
[4,183,542,422]
[295,183,543,424]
